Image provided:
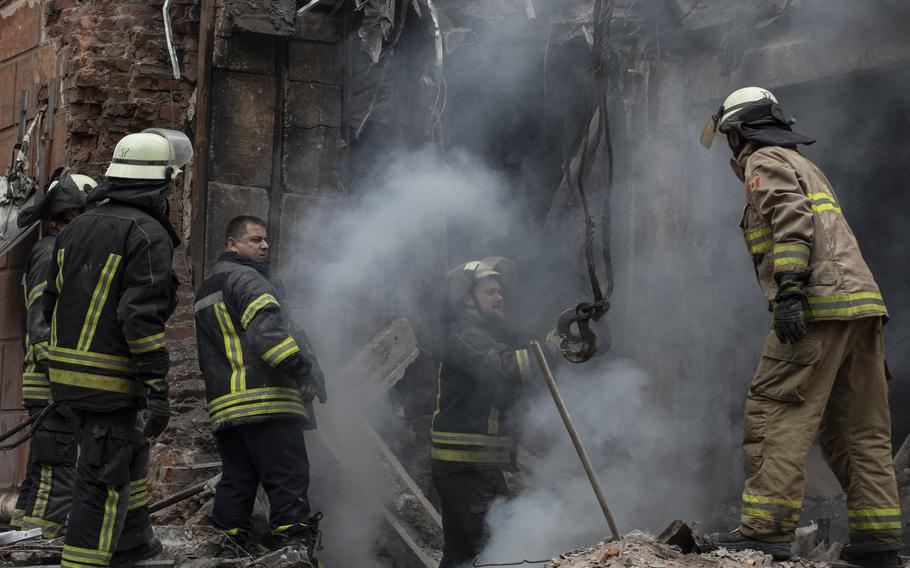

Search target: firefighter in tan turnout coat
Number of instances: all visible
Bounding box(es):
[701,87,901,567]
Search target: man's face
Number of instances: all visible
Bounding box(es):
[467,277,504,320]
[228,222,269,263]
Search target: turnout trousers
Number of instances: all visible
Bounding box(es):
[433,468,508,568]
[212,419,312,539]
[12,407,78,537]
[61,409,153,568]
[739,316,901,552]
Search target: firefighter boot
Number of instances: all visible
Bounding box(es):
[841,548,901,568]
[109,538,163,568]
[710,530,791,560]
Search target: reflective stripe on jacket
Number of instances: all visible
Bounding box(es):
[737,145,886,320]
[431,312,534,467]
[44,201,178,411]
[194,253,314,431]
[21,234,55,406]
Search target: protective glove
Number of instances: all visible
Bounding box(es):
[143,390,170,438]
[301,383,317,404]
[772,270,811,344]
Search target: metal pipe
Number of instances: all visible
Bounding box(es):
[148,473,220,514]
[529,341,620,540]
[162,0,182,80]
[296,0,322,16]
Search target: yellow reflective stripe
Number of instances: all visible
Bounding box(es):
[50,346,132,373]
[808,192,842,214]
[262,336,300,367]
[806,292,888,317]
[27,281,47,307]
[31,465,53,520]
[849,521,902,530]
[742,507,800,522]
[273,523,307,535]
[746,226,772,241]
[207,387,303,413]
[55,249,65,293]
[487,407,500,435]
[20,515,65,537]
[126,332,166,355]
[210,404,308,426]
[62,544,112,567]
[77,254,122,351]
[50,369,144,396]
[99,486,119,553]
[214,302,245,392]
[431,447,511,463]
[33,341,49,361]
[848,508,901,517]
[515,349,531,383]
[742,493,801,508]
[241,293,279,329]
[431,431,513,447]
[144,378,167,393]
[772,243,810,268]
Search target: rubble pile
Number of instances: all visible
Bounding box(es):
[545,532,839,568]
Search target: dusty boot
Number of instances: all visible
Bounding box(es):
[271,513,323,568]
[110,538,163,568]
[840,548,902,568]
[710,529,792,560]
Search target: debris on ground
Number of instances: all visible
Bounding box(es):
[545,529,846,568]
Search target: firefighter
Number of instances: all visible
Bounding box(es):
[432,258,557,568]
[193,215,324,557]
[9,168,96,537]
[43,129,190,567]
[701,87,901,567]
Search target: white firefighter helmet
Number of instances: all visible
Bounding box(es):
[47,173,97,193]
[700,87,778,149]
[443,256,517,313]
[105,128,193,180]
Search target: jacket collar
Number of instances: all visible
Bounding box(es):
[218,251,271,278]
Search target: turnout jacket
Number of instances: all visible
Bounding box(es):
[20,230,57,407]
[431,312,536,469]
[194,252,316,431]
[44,193,179,412]
[737,145,886,320]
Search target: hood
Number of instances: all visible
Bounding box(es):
[89,178,180,247]
[218,251,271,278]
[16,169,88,228]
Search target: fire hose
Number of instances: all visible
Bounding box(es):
[0,403,57,451]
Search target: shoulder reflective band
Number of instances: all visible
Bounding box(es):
[808,192,842,215]
[241,294,279,329]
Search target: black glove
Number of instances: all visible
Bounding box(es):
[772,270,811,344]
[143,390,170,438]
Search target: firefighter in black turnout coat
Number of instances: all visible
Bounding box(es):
[10,168,96,538]
[432,257,556,568]
[43,129,191,568]
[194,215,325,553]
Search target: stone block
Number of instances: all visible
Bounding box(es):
[213,31,276,74]
[282,126,345,195]
[209,70,276,188]
[273,192,341,284]
[0,410,29,486]
[226,0,296,36]
[295,11,342,43]
[0,2,39,63]
[336,317,419,400]
[285,81,342,129]
[204,182,271,272]
[288,41,342,85]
